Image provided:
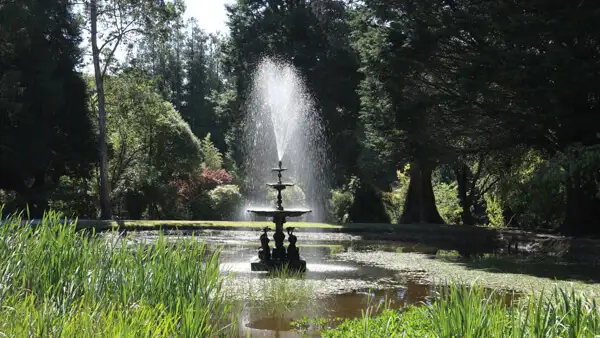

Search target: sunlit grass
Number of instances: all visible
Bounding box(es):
[0,210,238,336]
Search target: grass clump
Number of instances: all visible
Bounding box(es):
[320,306,432,338]
[0,210,237,337]
[319,283,600,338]
[244,265,317,318]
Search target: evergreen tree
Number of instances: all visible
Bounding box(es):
[0,0,96,215]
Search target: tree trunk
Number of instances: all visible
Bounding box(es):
[91,0,112,220]
[399,161,445,224]
[455,164,475,225]
[561,174,600,236]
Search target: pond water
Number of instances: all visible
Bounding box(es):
[117,229,508,337]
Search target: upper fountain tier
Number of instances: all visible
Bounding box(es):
[247,160,312,218]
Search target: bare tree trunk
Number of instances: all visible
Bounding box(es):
[399,160,445,224]
[91,0,112,219]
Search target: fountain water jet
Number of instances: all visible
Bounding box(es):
[241,57,331,221]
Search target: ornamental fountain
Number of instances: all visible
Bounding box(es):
[241,56,331,272]
[247,160,311,272]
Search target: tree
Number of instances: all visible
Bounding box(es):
[100,72,202,218]
[352,0,522,224]
[467,0,600,235]
[181,19,219,143]
[81,0,183,219]
[0,0,96,215]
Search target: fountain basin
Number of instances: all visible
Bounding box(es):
[250,257,307,272]
[247,208,312,218]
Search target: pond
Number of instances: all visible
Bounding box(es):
[115,229,513,337]
[106,228,600,337]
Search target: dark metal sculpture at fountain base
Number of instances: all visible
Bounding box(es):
[247,161,311,273]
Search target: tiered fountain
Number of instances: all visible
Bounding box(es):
[242,57,330,272]
[247,160,311,272]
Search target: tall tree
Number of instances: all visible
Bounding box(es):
[181,19,216,141]
[352,0,518,224]
[465,0,600,235]
[81,0,183,219]
[0,0,96,215]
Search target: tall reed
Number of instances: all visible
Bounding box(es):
[426,282,600,338]
[0,210,237,337]
[321,282,600,338]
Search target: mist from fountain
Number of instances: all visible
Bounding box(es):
[240,57,331,221]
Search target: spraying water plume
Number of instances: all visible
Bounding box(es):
[241,57,331,221]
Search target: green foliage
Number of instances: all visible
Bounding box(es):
[101,72,202,218]
[209,185,242,220]
[48,174,99,219]
[0,210,237,336]
[201,133,223,170]
[320,306,432,338]
[0,0,96,214]
[494,149,565,229]
[329,176,359,223]
[484,193,505,228]
[426,283,508,337]
[382,168,410,223]
[433,183,462,225]
[427,283,600,338]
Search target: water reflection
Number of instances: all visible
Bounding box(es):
[240,281,431,337]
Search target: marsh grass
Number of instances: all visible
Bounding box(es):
[0,210,238,337]
[428,282,600,337]
[320,282,600,337]
[243,265,317,319]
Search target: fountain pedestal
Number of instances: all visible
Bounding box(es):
[248,161,310,273]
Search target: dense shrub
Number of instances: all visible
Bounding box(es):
[433,182,462,225]
[168,168,236,220]
[328,176,358,223]
[484,193,504,227]
[382,168,409,223]
[209,185,242,220]
[47,175,98,218]
[200,168,234,190]
[494,150,565,229]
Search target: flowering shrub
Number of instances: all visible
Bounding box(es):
[168,168,235,219]
[209,185,242,219]
[199,168,233,190]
